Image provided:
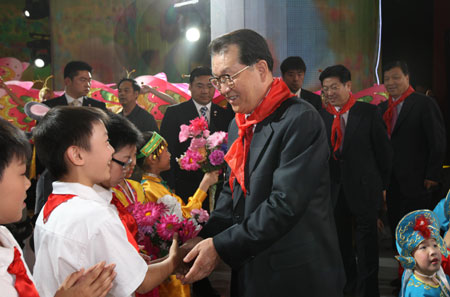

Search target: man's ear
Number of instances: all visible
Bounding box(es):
[64,77,72,87]
[65,146,85,166]
[255,59,270,82]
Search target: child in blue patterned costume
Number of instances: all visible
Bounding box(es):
[433,190,450,235]
[396,209,450,297]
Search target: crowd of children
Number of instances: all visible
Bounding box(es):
[0,105,221,296]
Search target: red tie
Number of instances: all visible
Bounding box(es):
[7,247,40,297]
[110,194,140,252]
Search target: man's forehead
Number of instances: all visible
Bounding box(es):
[322,77,341,86]
[75,70,92,79]
[384,67,406,76]
[211,45,240,76]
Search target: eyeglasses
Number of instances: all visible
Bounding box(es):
[322,84,343,94]
[209,65,251,91]
[112,157,133,170]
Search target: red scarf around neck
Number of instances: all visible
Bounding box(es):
[8,247,40,297]
[325,94,356,155]
[383,85,415,135]
[224,78,293,196]
[43,193,139,252]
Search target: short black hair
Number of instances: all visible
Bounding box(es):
[106,111,143,151]
[0,118,31,180]
[319,65,351,85]
[117,78,141,93]
[64,61,93,79]
[383,60,409,76]
[280,56,306,75]
[209,29,274,72]
[189,66,212,84]
[33,106,109,180]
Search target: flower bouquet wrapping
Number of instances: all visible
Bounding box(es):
[127,195,209,260]
[176,116,228,210]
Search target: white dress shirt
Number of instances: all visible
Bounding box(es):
[33,182,148,297]
[0,226,35,297]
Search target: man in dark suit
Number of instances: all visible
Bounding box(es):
[379,61,446,248]
[160,66,233,210]
[280,56,322,110]
[117,78,158,133]
[319,65,392,297]
[43,61,106,110]
[179,29,344,297]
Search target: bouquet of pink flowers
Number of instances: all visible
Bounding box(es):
[177,116,228,172]
[127,196,209,260]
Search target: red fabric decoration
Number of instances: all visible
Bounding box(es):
[7,247,40,297]
[110,194,140,252]
[224,78,293,196]
[43,194,76,223]
[324,94,356,156]
[413,215,431,239]
[383,85,415,136]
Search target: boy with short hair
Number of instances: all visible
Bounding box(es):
[33,106,180,297]
[0,117,115,297]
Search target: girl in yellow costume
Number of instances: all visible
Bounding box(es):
[136,131,219,297]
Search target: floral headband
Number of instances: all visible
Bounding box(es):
[395,209,448,270]
[136,132,168,160]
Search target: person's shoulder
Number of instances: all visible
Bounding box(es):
[353,100,378,113]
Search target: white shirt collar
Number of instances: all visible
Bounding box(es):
[65,92,84,104]
[51,182,113,204]
[192,100,212,113]
[295,88,302,97]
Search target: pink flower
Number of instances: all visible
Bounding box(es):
[209,149,225,166]
[207,131,228,149]
[156,214,182,241]
[178,219,199,243]
[178,150,203,171]
[191,208,210,223]
[132,202,166,228]
[189,137,207,150]
[189,117,208,136]
[179,124,190,142]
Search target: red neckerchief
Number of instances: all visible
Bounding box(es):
[224,78,293,196]
[110,193,139,252]
[7,247,40,297]
[325,94,356,156]
[43,193,139,252]
[383,85,415,136]
[43,193,76,223]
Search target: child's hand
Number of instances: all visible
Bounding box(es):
[168,233,182,272]
[54,262,116,297]
[199,171,220,192]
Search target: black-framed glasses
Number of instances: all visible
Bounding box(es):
[112,157,133,170]
[209,65,251,91]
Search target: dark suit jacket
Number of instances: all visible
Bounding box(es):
[320,101,393,212]
[199,97,345,297]
[160,99,234,208]
[43,94,107,110]
[300,88,323,111]
[379,92,446,197]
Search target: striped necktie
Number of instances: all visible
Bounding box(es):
[200,106,208,123]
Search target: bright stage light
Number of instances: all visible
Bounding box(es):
[34,58,45,68]
[174,0,199,8]
[186,27,200,42]
[23,10,31,18]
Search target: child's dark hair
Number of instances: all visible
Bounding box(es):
[105,111,143,151]
[0,118,31,180]
[33,106,109,180]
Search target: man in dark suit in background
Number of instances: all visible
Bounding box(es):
[379,60,446,248]
[319,65,392,297]
[179,29,344,297]
[160,66,233,210]
[280,56,322,110]
[160,66,233,297]
[117,78,158,133]
[43,61,106,110]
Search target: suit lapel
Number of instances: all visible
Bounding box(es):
[248,122,274,177]
[185,100,200,123]
[392,96,415,134]
[341,105,361,153]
